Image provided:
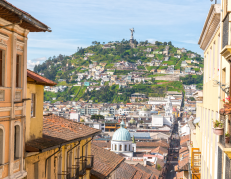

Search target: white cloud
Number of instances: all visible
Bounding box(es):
[31,57,47,61]
[27,60,40,70]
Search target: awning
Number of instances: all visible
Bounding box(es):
[193,117,200,124]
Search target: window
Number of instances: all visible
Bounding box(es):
[68,151,72,173]
[213,42,215,77]
[119,145,122,151]
[58,155,62,179]
[115,145,117,151]
[0,50,2,86]
[209,48,212,79]
[148,157,152,159]
[125,145,127,151]
[31,94,36,117]
[217,35,220,76]
[47,158,51,179]
[14,125,20,160]
[0,128,4,165]
[34,162,39,179]
[129,145,130,151]
[16,55,20,88]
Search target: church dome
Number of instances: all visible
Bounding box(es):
[112,120,131,141]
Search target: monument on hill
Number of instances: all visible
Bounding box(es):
[129,28,135,48]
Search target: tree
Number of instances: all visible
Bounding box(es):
[164,42,167,45]
[90,114,105,122]
[168,41,172,46]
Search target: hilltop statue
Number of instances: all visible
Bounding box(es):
[129,28,135,47]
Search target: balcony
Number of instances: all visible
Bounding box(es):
[68,165,79,179]
[218,113,231,159]
[58,172,71,179]
[191,148,201,179]
[76,157,86,177]
[86,155,94,170]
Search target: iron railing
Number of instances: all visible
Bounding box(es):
[58,172,71,179]
[76,157,86,176]
[86,155,94,169]
[68,165,79,179]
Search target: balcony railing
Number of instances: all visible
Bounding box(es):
[218,113,231,159]
[191,148,201,179]
[86,155,94,169]
[58,172,71,179]
[68,165,79,179]
[76,157,86,177]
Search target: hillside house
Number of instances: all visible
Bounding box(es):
[181,61,187,67]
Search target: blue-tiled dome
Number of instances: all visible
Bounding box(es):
[112,120,131,141]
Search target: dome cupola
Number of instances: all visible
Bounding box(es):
[112,120,131,141]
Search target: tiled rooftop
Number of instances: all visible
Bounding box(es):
[136,140,169,148]
[27,69,57,86]
[150,146,168,155]
[91,144,125,179]
[26,115,100,151]
[115,162,137,179]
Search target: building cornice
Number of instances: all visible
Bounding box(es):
[198,4,221,50]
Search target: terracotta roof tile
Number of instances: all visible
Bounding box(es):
[26,115,100,151]
[92,140,111,148]
[180,135,190,145]
[132,170,143,179]
[179,147,188,154]
[27,69,57,86]
[115,162,137,179]
[91,144,125,179]
[146,166,160,179]
[150,146,168,155]
[136,141,169,148]
[133,165,151,179]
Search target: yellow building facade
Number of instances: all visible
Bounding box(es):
[25,71,101,179]
[193,3,222,179]
[192,1,231,179]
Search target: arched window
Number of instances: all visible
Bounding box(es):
[14,125,20,160]
[115,145,117,151]
[119,145,122,151]
[0,127,4,164]
[125,145,127,151]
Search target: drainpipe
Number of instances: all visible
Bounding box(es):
[45,146,61,177]
[82,137,94,167]
[67,141,80,171]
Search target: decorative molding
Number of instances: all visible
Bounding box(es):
[0,39,7,47]
[16,39,24,46]
[0,107,11,112]
[15,92,21,101]
[0,33,9,41]
[16,45,23,52]
[13,161,19,171]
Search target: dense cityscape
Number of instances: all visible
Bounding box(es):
[0,0,229,179]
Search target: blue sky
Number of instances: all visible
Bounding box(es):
[8,0,219,69]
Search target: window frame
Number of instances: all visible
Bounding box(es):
[0,125,5,165]
[14,124,21,160]
[31,93,36,117]
[0,49,5,87]
[16,54,21,88]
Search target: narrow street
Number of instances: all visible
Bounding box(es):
[164,119,180,179]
